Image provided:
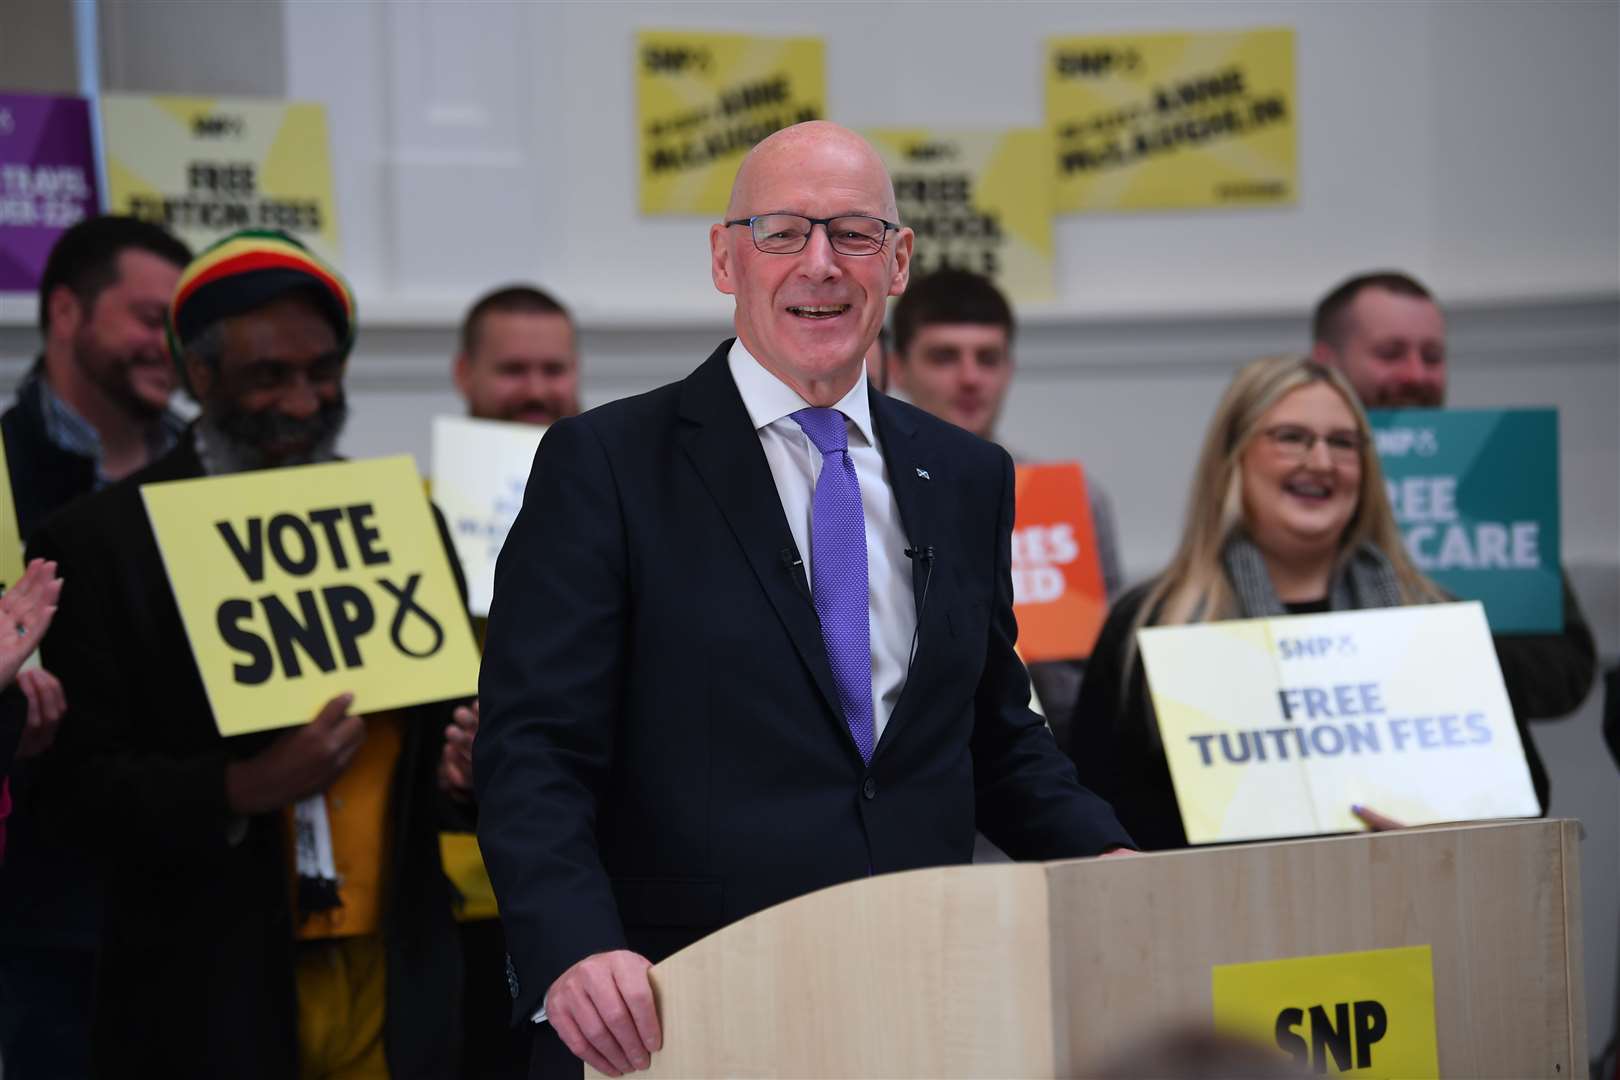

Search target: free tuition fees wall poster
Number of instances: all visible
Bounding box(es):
[0,92,99,291]
[1046,27,1297,213]
[637,29,825,215]
[102,94,339,263]
[866,128,1055,304]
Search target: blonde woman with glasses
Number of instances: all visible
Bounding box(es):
[1067,354,1447,850]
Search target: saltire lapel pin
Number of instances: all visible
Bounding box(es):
[916,467,931,480]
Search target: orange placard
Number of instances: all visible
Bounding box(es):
[1012,462,1107,661]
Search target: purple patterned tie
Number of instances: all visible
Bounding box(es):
[791,407,874,763]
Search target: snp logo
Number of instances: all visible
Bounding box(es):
[191,113,244,138]
[1373,427,1438,458]
[903,141,957,163]
[1277,635,1357,661]
[1276,999,1388,1072]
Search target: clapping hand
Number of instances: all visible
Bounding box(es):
[0,560,61,687]
[439,699,477,799]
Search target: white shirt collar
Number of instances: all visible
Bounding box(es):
[727,338,876,449]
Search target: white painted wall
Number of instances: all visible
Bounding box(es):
[0,0,1615,1060]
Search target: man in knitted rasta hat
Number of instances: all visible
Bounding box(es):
[27,230,473,1078]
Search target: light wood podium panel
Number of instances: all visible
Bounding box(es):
[602,819,1583,1078]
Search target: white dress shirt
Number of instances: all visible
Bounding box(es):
[727,339,917,741]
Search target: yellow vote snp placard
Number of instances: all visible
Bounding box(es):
[142,456,479,737]
[0,436,22,591]
[1137,602,1539,845]
[1212,945,1439,1077]
[1046,27,1297,212]
[637,29,824,214]
[102,93,339,262]
[865,128,1054,303]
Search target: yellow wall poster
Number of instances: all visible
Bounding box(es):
[637,30,825,214]
[1212,946,1440,1077]
[865,128,1054,303]
[0,435,21,591]
[102,93,339,263]
[1045,27,1297,212]
[1136,602,1539,845]
[142,456,479,737]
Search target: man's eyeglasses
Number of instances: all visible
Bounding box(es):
[724,213,899,256]
[1260,424,1365,464]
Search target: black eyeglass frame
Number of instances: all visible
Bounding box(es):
[723,213,901,256]
[1258,424,1367,462]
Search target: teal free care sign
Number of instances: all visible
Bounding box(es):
[1368,408,1561,633]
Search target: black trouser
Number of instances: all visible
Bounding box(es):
[0,944,95,1080]
[528,1021,581,1080]
[459,918,531,1079]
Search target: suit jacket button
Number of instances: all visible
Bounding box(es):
[862,777,877,800]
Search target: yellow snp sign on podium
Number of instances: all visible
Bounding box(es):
[1213,945,1440,1077]
[142,456,479,736]
[1138,602,1539,845]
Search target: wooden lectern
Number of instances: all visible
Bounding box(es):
[594,819,1585,1078]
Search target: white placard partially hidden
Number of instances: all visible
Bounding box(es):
[430,415,546,617]
[1137,601,1538,845]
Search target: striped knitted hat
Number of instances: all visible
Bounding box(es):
[167,229,356,361]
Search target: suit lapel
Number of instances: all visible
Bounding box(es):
[677,345,845,727]
[868,389,948,759]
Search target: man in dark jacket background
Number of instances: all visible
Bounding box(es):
[0,215,190,1078]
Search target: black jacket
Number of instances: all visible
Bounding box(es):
[28,436,468,1079]
[0,361,101,542]
[475,343,1132,1026]
[0,363,115,948]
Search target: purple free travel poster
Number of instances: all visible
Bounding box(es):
[0,93,101,291]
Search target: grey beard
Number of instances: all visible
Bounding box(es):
[193,404,347,476]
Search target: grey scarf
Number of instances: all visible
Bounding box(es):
[1222,533,1406,617]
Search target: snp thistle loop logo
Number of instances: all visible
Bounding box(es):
[1374,427,1439,458]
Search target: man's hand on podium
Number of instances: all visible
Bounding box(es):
[546,949,662,1076]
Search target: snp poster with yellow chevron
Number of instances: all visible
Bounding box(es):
[1046,27,1297,212]
[101,94,339,262]
[637,30,824,214]
[865,128,1054,303]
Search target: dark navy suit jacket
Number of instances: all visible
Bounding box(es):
[474,342,1131,1025]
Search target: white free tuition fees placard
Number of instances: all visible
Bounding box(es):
[1137,602,1538,845]
[430,415,546,617]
